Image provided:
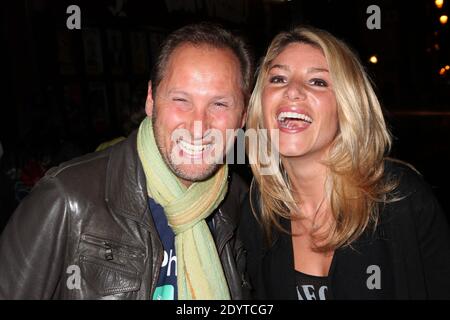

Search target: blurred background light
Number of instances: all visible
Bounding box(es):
[435,0,444,9]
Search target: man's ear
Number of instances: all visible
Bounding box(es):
[145,81,154,117]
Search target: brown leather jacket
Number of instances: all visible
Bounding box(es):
[0,132,250,299]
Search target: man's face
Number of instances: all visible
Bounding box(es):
[145,44,246,186]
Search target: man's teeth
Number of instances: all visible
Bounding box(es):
[277,112,313,123]
[178,140,212,154]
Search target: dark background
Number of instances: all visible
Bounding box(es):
[1,0,450,231]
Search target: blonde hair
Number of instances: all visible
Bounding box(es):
[247,26,396,251]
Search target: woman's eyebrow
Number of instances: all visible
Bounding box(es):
[268,64,290,72]
[307,67,329,73]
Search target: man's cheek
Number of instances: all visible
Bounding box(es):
[215,113,241,129]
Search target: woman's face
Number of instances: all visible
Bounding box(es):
[262,43,339,160]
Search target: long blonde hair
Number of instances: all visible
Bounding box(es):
[247,26,396,251]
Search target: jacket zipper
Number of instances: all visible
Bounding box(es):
[148,232,164,299]
[217,209,234,255]
[81,234,145,260]
[147,203,164,300]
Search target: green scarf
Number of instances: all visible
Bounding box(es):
[137,117,230,300]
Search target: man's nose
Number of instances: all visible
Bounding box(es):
[188,108,209,140]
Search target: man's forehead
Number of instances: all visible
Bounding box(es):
[165,43,239,70]
[171,42,233,57]
[158,46,242,90]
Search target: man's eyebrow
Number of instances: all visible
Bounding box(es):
[168,89,190,96]
[268,64,290,72]
[211,96,237,105]
[212,95,233,100]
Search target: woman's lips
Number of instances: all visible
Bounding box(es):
[276,108,313,133]
[277,120,310,133]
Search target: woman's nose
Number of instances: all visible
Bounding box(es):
[284,82,306,101]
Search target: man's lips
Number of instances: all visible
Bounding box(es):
[177,139,214,157]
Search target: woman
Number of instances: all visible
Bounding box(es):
[240,26,450,299]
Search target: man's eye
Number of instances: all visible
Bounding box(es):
[214,102,228,108]
[310,79,328,87]
[173,97,187,102]
[269,75,286,84]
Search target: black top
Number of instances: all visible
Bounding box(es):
[238,160,450,299]
[295,271,332,300]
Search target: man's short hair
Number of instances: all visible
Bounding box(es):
[151,22,254,102]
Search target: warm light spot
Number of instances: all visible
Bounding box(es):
[440,15,448,24]
[436,0,444,9]
[439,68,446,75]
[369,55,378,64]
[434,43,440,50]
[446,65,450,70]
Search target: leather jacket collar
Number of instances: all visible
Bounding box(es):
[105,131,153,230]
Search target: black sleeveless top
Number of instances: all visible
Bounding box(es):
[295,270,332,300]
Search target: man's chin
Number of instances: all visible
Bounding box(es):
[170,163,221,184]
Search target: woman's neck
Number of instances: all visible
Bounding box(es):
[282,154,329,221]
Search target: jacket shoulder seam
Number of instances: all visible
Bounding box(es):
[46,152,109,178]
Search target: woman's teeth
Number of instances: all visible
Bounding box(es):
[277,112,313,130]
[277,112,313,123]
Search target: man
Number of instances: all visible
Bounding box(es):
[0,23,253,300]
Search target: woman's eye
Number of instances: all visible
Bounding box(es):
[269,75,286,84]
[310,78,328,87]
